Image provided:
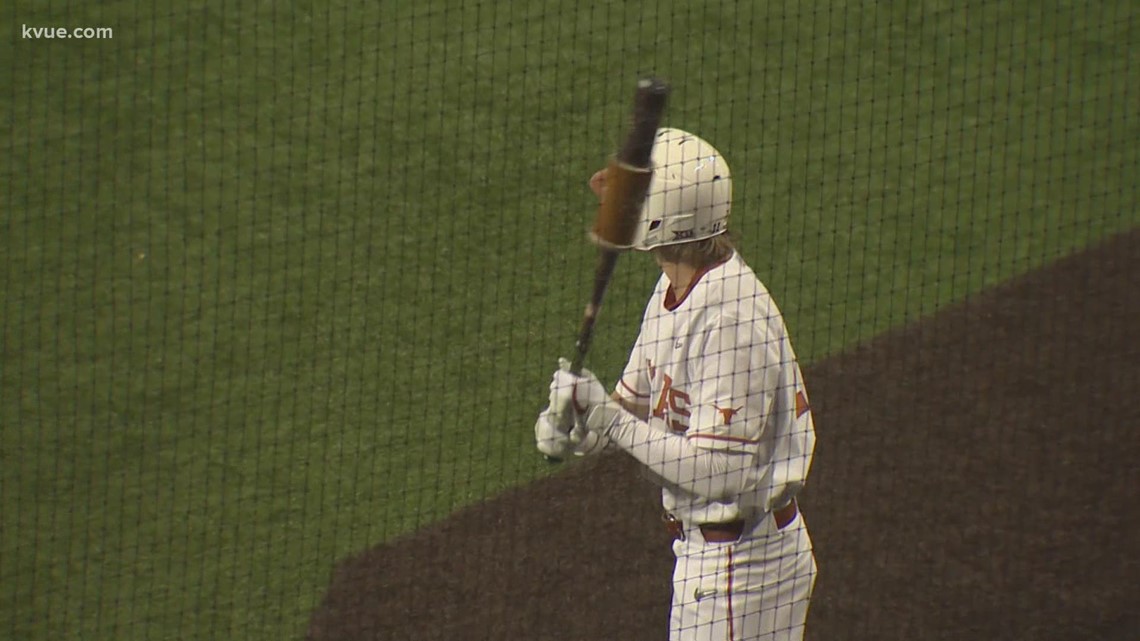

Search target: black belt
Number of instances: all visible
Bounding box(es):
[664,500,799,543]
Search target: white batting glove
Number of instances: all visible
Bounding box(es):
[549,357,609,424]
[534,406,586,460]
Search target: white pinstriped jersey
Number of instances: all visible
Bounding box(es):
[615,252,816,525]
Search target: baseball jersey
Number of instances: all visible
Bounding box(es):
[614,251,816,525]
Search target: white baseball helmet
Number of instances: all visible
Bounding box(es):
[633,127,732,251]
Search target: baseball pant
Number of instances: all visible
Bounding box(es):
[668,509,817,641]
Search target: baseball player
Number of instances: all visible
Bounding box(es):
[535,128,818,640]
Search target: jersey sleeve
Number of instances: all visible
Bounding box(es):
[684,314,779,453]
[614,331,652,406]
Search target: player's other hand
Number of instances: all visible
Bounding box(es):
[589,168,608,200]
[534,406,585,460]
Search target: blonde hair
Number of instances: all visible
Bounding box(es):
[651,233,735,268]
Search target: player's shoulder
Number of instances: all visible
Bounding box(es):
[700,258,793,358]
[704,252,777,319]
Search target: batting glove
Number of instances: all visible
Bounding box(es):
[549,357,608,422]
[548,357,629,441]
[534,406,586,460]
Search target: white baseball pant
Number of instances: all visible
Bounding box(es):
[668,508,817,641]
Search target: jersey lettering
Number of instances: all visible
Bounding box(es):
[652,373,672,419]
[651,372,692,433]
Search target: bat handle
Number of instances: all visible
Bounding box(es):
[559,246,618,437]
[570,249,620,373]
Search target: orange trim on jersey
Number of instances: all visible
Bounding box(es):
[662,254,733,312]
[795,390,810,418]
[726,546,737,641]
[619,378,649,399]
[687,433,762,445]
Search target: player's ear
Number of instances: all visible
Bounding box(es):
[589,168,608,198]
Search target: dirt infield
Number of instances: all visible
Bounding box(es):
[307,229,1140,641]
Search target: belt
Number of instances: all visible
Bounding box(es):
[664,500,799,543]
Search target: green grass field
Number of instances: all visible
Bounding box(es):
[2,0,1136,639]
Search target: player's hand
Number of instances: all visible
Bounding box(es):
[534,406,586,460]
[549,358,609,424]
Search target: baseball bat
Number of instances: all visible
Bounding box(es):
[547,77,670,461]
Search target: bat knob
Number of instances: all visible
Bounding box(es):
[543,455,564,464]
[637,76,670,96]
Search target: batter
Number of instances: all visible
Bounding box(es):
[536,128,818,641]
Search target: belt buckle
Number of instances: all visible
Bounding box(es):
[662,513,686,541]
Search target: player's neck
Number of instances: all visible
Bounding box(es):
[660,261,698,298]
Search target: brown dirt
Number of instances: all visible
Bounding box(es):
[307,228,1140,641]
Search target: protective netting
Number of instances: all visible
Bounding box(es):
[2,1,1137,640]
